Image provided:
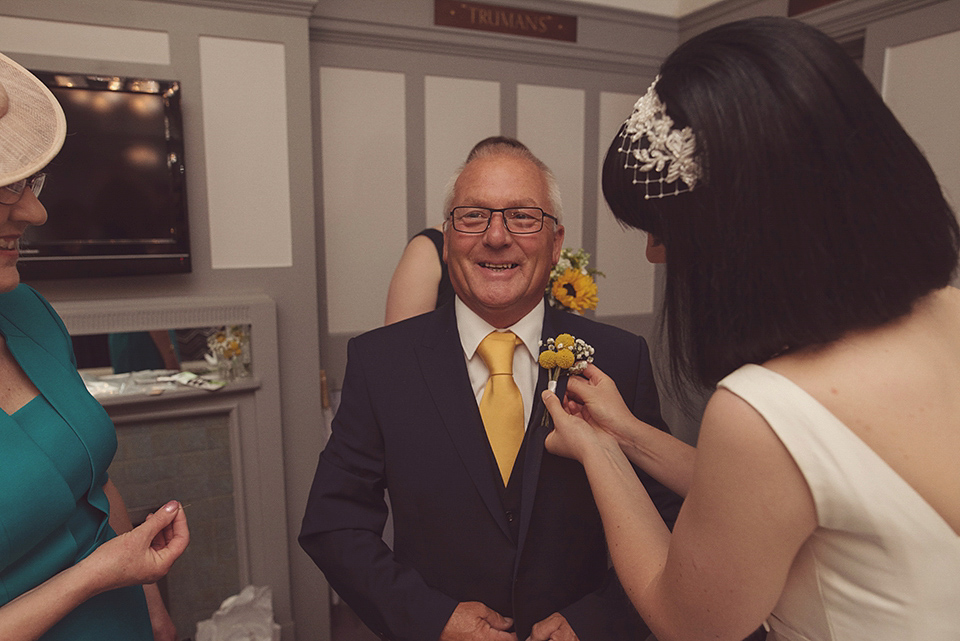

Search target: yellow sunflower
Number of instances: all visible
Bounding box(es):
[550,269,599,313]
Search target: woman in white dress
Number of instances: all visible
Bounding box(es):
[542,16,960,641]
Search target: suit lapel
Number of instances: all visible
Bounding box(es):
[417,303,513,540]
[515,304,569,560]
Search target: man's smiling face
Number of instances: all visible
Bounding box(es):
[443,153,564,328]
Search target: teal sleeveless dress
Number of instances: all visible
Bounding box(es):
[0,284,151,640]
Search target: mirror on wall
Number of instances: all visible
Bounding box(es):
[72,325,252,398]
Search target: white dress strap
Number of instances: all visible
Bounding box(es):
[717,363,960,641]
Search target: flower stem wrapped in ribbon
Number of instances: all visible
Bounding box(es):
[537,333,595,427]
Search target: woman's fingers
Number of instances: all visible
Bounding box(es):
[541,388,563,412]
[142,501,179,545]
[140,502,190,567]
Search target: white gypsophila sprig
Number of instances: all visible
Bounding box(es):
[568,338,595,375]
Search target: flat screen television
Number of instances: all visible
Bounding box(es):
[18,71,190,279]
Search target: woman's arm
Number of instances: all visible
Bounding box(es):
[0,501,188,641]
[104,480,179,641]
[561,365,696,496]
[148,330,181,371]
[544,386,817,641]
[385,232,444,325]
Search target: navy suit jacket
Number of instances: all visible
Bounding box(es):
[300,301,681,641]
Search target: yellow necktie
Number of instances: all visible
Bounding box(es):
[477,330,525,485]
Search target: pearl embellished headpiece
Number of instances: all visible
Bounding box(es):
[618,76,701,199]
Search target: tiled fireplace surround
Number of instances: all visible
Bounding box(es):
[53,294,292,640]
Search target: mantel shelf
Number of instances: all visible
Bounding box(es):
[95,377,261,409]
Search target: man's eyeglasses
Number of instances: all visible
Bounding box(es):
[449,206,558,234]
[1,172,46,205]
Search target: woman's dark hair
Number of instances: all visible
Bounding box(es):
[603,16,959,389]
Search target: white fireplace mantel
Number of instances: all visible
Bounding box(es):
[50,293,293,637]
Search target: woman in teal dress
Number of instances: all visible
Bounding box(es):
[0,52,188,640]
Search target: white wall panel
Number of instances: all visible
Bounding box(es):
[882,29,960,213]
[518,84,585,248]
[200,36,292,270]
[596,91,656,317]
[321,67,407,334]
[0,16,169,64]
[425,76,500,225]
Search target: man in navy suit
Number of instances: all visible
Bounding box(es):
[300,141,681,641]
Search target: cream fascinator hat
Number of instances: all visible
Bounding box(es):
[0,52,66,187]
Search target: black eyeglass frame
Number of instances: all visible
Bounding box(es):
[0,172,47,205]
[448,206,559,234]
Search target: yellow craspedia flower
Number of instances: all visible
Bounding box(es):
[555,333,575,349]
[551,269,599,313]
[538,350,558,369]
[555,348,575,369]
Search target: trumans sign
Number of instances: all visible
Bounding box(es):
[435,0,578,43]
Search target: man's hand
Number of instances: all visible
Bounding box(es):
[527,613,579,641]
[440,601,519,641]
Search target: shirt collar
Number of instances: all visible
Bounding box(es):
[455,297,545,361]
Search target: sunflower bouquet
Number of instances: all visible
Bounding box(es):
[546,248,602,313]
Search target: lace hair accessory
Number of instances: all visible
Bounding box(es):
[618,76,701,199]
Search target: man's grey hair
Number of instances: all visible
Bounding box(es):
[441,142,564,225]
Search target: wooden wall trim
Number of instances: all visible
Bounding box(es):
[153,0,319,18]
[310,17,665,75]
[799,0,947,40]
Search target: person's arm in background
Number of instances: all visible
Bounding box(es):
[104,480,180,641]
[148,330,180,371]
[0,501,188,641]
[385,231,444,325]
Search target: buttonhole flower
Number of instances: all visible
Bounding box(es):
[537,333,595,428]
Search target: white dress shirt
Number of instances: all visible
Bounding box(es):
[454,296,544,431]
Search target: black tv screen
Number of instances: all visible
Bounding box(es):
[18,72,190,279]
